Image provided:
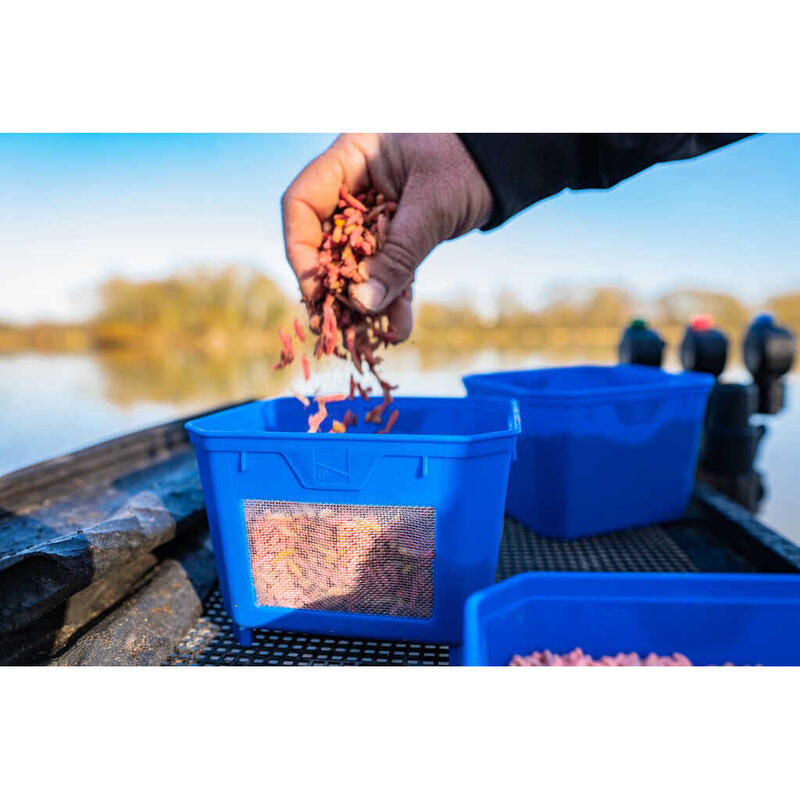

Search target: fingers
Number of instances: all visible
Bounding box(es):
[285,135,374,218]
[282,196,324,302]
[282,135,377,302]
[349,175,440,314]
[353,133,402,202]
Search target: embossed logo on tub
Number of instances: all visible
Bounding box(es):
[313,448,350,485]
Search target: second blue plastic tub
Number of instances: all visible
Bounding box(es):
[186,395,520,646]
[463,572,800,666]
[463,365,714,538]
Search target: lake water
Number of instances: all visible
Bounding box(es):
[1,350,798,544]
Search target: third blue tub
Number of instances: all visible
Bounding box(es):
[463,572,800,666]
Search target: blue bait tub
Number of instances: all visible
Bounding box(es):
[463,365,714,538]
[186,395,520,646]
[463,572,800,666]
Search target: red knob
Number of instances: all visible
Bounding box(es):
[690,314,714,332]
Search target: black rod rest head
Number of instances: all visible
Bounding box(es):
[618,318,665,367]
[743,314,796,414]
[680,316,728,378]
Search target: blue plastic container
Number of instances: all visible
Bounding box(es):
[463,365,714,538]
[463,572,800,666]
[186,395,520,646]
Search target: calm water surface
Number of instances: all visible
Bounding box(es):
[1,351,797,544]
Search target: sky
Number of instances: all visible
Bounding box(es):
[0,132,798,323]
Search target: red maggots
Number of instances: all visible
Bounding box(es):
[377,409,399,434]
[307,405,327,433]
[273,327,295,370]
[379,379,396,405]
[340,188,368,212]
[292,390,309,408]
[305,187,398,382]
[284,185,401,434]
[305,393,347,432]
[346,374,374,405]
[509,648,695,667]
[364,401,388,424]
[244,505,433,617]
[356,382,372,401]
[320,295,338,357]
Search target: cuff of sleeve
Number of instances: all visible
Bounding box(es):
[457,133,513,230]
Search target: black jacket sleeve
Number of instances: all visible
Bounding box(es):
[458,133,753,230]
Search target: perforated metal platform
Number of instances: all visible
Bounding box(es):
[165,590,450,666]
[165,507,760,666]
[496,517,698,577]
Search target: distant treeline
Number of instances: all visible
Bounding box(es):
[0,267,292,357]
[1,266,798,355]
[413,286,768,351]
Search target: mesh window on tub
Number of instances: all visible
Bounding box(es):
[243,500,435,619]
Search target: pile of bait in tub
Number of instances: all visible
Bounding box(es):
[245,502,434,619]
[509,648,694,666]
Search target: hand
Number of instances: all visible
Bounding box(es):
[281,133,493,342]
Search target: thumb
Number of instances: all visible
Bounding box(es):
[349,179,440,313]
